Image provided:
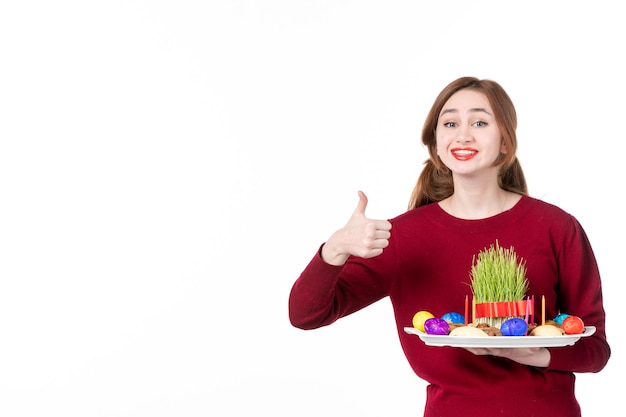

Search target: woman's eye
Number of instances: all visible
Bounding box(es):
[443,121,457,128]
[473,120,488,127]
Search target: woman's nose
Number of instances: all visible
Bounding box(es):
[455,122,473,143]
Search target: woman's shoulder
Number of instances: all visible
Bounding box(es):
[521,195,573,215]
[518,195,579,226]
[389,202,441,225]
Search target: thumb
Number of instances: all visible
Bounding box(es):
[352,190,368,217]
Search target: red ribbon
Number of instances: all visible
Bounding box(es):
[475,299,533,318]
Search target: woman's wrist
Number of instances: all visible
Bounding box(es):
[320,239,349,266]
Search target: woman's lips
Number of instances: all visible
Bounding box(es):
[451,147,478,161]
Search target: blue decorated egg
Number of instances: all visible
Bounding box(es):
[553,313,570,325]
[441,312,465,325]
[500,317,529,336]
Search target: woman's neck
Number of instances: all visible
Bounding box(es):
[439,188,520,220]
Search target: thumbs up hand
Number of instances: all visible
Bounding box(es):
[321,191,392,266]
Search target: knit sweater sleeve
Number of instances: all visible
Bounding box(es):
[288,245,392,330]
[546,215,611,373]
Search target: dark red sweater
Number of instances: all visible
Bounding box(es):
[289,196,610,417]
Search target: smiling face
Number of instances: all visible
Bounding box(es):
[436,89,506,178]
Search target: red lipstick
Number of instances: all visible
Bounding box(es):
[451,147,478,161]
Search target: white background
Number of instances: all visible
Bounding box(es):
[1,1,623,416]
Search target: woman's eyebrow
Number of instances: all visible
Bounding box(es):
[440,107,493,116]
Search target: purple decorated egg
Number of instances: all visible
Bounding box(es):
[424,317,451,335]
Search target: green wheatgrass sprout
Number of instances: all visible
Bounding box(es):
[470,240,529,327]
[470,240,529,303]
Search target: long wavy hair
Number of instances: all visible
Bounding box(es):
[408,77,528,210]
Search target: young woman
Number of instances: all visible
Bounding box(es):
[288,76,610,417]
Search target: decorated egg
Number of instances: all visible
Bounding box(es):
[561,315,584,334]
[424,317,450,335]
[441,312,465,325]
[412,310,435,332]
[500,317,529,336]
[553,313,570,325]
